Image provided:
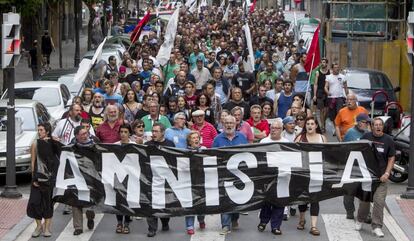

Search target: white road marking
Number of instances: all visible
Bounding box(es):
[382,203,410,241]
[322,214,364,241]
[190,214,225,241]
[56,213,104,241]
[15,203,59,241]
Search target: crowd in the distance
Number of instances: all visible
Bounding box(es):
[27,3,395,239]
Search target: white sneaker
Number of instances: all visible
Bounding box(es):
[220,226,231,235]
[372,228,384,237]
[355,221,362,231]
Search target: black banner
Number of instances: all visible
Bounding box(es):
[51,141,381,217]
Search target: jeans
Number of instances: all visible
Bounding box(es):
[221,213,239,228]
[357,182,387,229]
[259,202,284,229]
[185,215,205,230]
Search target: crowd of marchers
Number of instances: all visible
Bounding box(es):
[26,4,395,239]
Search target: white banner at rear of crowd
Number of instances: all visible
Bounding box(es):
[223,4,230,22]
[156,8,180,66]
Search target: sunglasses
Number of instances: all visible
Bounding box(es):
[136,124,145,128]
[296,118,304,121]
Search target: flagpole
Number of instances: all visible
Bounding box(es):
[128,10,148,53]
[303,52,315,109]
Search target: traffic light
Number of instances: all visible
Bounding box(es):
[407,12,414,65]
[1,13,21,69]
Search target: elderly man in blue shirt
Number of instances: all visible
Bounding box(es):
[165,112,191,149]
[212,115,248,235]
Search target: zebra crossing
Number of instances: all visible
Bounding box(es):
[16,197,407,241]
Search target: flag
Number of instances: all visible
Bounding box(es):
[185,0,196,7]
[304,24,321,72]
[243,22,255,71]
[219,0,225,10]
[249,0,257,13]
[222,4,230,22]
[130,11,151,44]
[189,0,197,13]
[156,8,180,66]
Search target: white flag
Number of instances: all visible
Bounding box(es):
[219,0,225,10]
[185,0,196,7]
[223,4,230,22]
[189,0,197,13]
[201,0,207,7]
[243,22,255,71]
[156,8,180,66]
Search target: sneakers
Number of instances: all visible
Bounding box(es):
[372,228,384,237]
[43,230,52,237]
[199,222,206,229]
[31,226,42,238]
[220,226,231,235]
[355,221,362,231]
[283,214,289,221]
[187,229,195,235]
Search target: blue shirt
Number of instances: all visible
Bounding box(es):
[212,132,248,147]
[165,127,191,149]
[343,126,367,142]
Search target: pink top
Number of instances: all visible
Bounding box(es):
[238,121,254,143]
[192,121,217,148]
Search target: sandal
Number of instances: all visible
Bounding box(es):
[257,223,266,232]
[297,219,306,230]
[309,227,320,236]
[123,225,130,234]
[116,224,123,233]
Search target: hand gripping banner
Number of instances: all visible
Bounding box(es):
[50,141,381,217]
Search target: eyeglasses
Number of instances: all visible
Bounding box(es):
[296,118,304,121]
[136,124,144,128]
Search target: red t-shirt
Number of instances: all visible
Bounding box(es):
[192,121,217,148]
[96,120,122,143]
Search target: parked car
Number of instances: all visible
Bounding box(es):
[82,48,123,69]
[1,81,73,120]
[344,68,401,123]
[0,99,54,175]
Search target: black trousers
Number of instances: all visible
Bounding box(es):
[146,217,170,232]
[298,202,320,216]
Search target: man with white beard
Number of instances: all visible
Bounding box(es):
[212,115,248,235]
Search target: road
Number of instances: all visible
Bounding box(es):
[0,125,409,241]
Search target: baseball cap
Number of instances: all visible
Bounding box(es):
[283,116,295,125]
[356,113,371,122]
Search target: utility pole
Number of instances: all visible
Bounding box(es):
[1,12,22,199]
[401,11,414,199]
[74,0,81,67]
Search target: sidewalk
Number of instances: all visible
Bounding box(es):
[386,194,414,240]
[0,197,29,240]
[0,34,88,92]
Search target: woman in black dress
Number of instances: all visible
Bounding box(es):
[27,122,59,238]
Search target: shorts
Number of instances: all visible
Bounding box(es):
[328,97,345,121]
[316,95,328,109]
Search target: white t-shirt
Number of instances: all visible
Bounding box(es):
[52,118,80,145]
[281,130,296,142]
[326,73,346,98]
[260,136,289,143]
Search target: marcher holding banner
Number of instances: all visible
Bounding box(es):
[294,117,326,236]
[257,119,288,235]
[184,131,206,235]
[355,117,395,237]
[27,123,59,238]
[145,123,175,237]
[212,115,249,235]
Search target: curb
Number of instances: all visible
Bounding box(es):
[386,194,414,241]
[1,214,33,241]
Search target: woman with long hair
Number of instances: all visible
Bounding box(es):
[81,88,93,112]
[184,131,206,234]
[193,94,215,124]
[294,117,326,236]
[261,101,275,119]
[27,122,59,238]
[123,89,139,124]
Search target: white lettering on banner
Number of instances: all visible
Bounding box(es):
[151,156,193,209]
[101,153,141,208]
[309,152,323,193]
[203,156,219,206]
[54,151,90,201]
[266,152,302,198]
[332,151,372,191]
[224,153,257,204]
